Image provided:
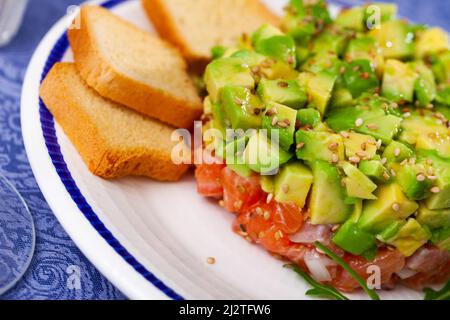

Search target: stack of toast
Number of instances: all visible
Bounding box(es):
[40,1,278,181]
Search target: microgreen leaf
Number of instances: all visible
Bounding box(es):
[424,281,450,300]
[314,241,380,300]
[285,264,349,300]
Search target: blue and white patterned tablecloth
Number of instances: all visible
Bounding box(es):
[0,0,448,300]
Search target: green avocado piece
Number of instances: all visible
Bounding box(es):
[345,36,385,76]
[257,79,307,109]
[221,86,263,130]
[342,162,378,200]
[368,20,414,60]
[204,57,255,102]
[252,25,297,68]
[230,50,266,66]
[295,130,345,163]
[409,61,437,107]
[342,59,379,98]
[274,162,313,208]
[431,50,450,83]
[415,27,449,59]
[417,150,450,210]
[261,102,297,151]
[377,220,404,242]
[305,71,337,116]
[431,227,450,251]
[312,30,350,56]
[358,183,419,233]
[209,98,228,135]
[260,175,274,193]
[382,59,419,103]
[335,7,364,31]
[244,131,293,175]
[296,108,322,128]
[382,141,414,163]
[327,106,402,144]
[332,221,376,255]
[330,85,353,109]
[384,218,431,257]
[301,52,342,75]
[309,160,353,224]
[416,205,450,229]
[394,163,433,200]
[343,132,378,160]
[359,160,390,182]
[363,3,397,28]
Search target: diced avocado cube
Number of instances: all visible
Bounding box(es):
[230,50,266,66]
[260,175,274,193]
[409,61,437,107]
[262,102,297,151]
[257,79,307,109]
[312,31,350,56]
[228,163,253,178]
[295,130,345,163]
[211,100,228,134]
[358,183,419,233]
[345,36,385,76]
[369,20,414,60]
[359,160,390,182]
[342,162,378,200]
[332,221,376,255]
[204,58,255,102]
[382,59,419,103]
[357,115,403,145]
[399,110,449,146]
[342,59,379,98]
[335,7,364,31]
[382,141,414,163]
[363,3,398,26]
[384,218,431,257]
[343,132,378,160]
[431,50,450,83]
[252,25,297,67]
[309,160,353,224]
[415,133,450,160]
[416,205,450,229]
[431,227,450,251]
[244,132,293,175]
[301,52,342,75]
[222,86,263,130]
[377,220,404,242]
[395,163,433,200]
[296,108,321,128]
[418,150,450,210]
[415,28,449,59]
[330,85,353,109]
[274,162,313,208]
[306,71,337,116]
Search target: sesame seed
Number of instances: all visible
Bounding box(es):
[277,81,289,88]
[366,123,378,130]
[341,178,347,187]
[355,118,364,127]
[266,108,277,116]
[394,148,401,157]
[361,142,367,151]
[427,168,434,175]
[390,168,397,177]
[356,151,367,158]
[381,158,387,165]
[235,98,243,105]
[376,139,382,149]
[263,211,271,220]
[266,193,273,204]
[219,200,225,207]
[207,257,216,265]
[339,66,346,74]
[392,203,400,212]
[390,102,399,109]
[331,153,339,164]
[255,207,263,215]
[328,142,339,151]
[340,131,350,139]
[349,156,361,164]
[430,187,441,194]
[427,175,438,180]
[383,172,391,180]
[403,112,411,118]
[426,103,434,109]
[331,225,340,232]
[296,142,305,150]
[416,174,426,182]
[277,121,289,128]
[282,184,290,194]
[271,116,278,126]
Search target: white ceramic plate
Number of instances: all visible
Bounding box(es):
[21,0,424,300]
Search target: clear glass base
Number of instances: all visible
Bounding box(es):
[0,174,35,295]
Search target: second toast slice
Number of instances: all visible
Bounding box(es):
[68,5,202,129]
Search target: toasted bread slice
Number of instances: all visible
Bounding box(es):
[68,5,202,129]
[142,0,280,69]
[40,63,189,181]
